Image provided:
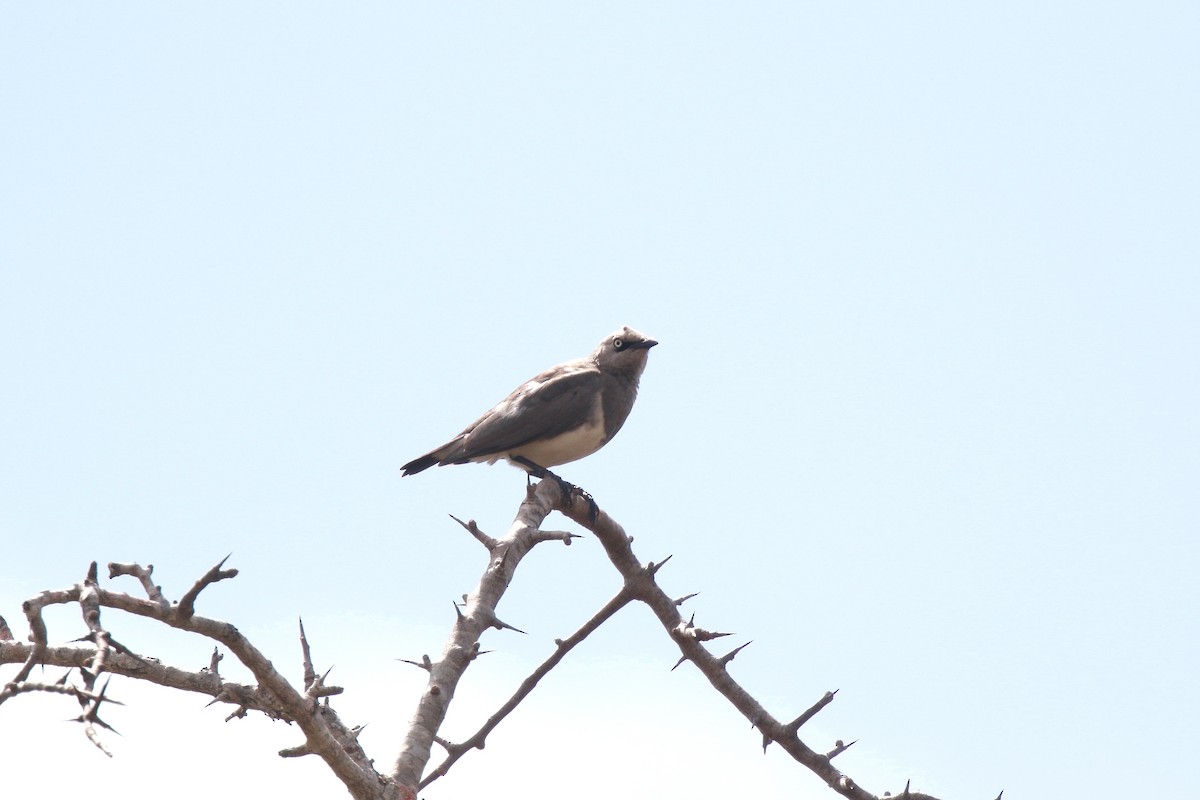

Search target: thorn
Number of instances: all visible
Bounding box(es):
[647,554,673,575]
[719,641,752,666]
[298,618,318,687]
[670,654,688,671]
[89,714,120,734]
[674,592,700,606]
[692,628,733,642]
[490,616,527,635]
[93,679,125,708]
[453,602,465,621]
[398,654,434,671]
[104,635,137,657]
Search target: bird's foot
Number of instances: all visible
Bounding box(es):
[512,457,599,522]
[575,486,600,523]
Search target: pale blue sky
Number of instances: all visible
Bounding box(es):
[2,4,1197,798]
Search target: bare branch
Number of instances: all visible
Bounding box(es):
[420,588,634,789]
[547,480,947,800]
[391,483,578,792]
[3,479,966,800]
[177,554,237,619]
[788,690,838,733]
[1,677,107,706]
[527,528,581,546]
[449,515,497,550]
[108,562,170,609]
[2,561,392,800]
[206,647,223,677]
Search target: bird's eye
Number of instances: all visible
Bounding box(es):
[613,337,625,350]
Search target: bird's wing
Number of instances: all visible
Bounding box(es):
[442,361,601,463]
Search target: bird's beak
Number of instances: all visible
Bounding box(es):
[635,339,658,350]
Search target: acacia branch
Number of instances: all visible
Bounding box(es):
[390,482,576,790]
[545,480,959,800]
[419,588,634,789]
[1,559,395,800]
[2,481,983,800]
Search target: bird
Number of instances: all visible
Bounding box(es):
[401,326,657,479]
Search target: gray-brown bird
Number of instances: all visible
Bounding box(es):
[401,326,657,477]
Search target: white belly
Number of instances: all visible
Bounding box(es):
[502,419,606,468]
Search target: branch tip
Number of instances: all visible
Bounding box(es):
[789,689,838,731]
[177,556,239,618]
[450,514,499,549]
[825,738,857,760]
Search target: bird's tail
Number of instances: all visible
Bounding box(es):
[400,453,440,476]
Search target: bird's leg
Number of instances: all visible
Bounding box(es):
[511,456,599,522]
[511,455,550,480]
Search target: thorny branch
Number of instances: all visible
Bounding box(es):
[0,480,985,800]
[544,480,965,800]
[0,558,392,800]
[418,588,634,789]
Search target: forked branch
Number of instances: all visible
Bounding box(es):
[2,481,985,800]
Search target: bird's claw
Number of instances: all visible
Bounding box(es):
[576,487,600,523]
[512,456,598,521]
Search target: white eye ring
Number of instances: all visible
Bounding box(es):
[613,337,625,350]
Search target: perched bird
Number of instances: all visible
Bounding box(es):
[401,326,657,477]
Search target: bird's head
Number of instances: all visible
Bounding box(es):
[592,326,658,376]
